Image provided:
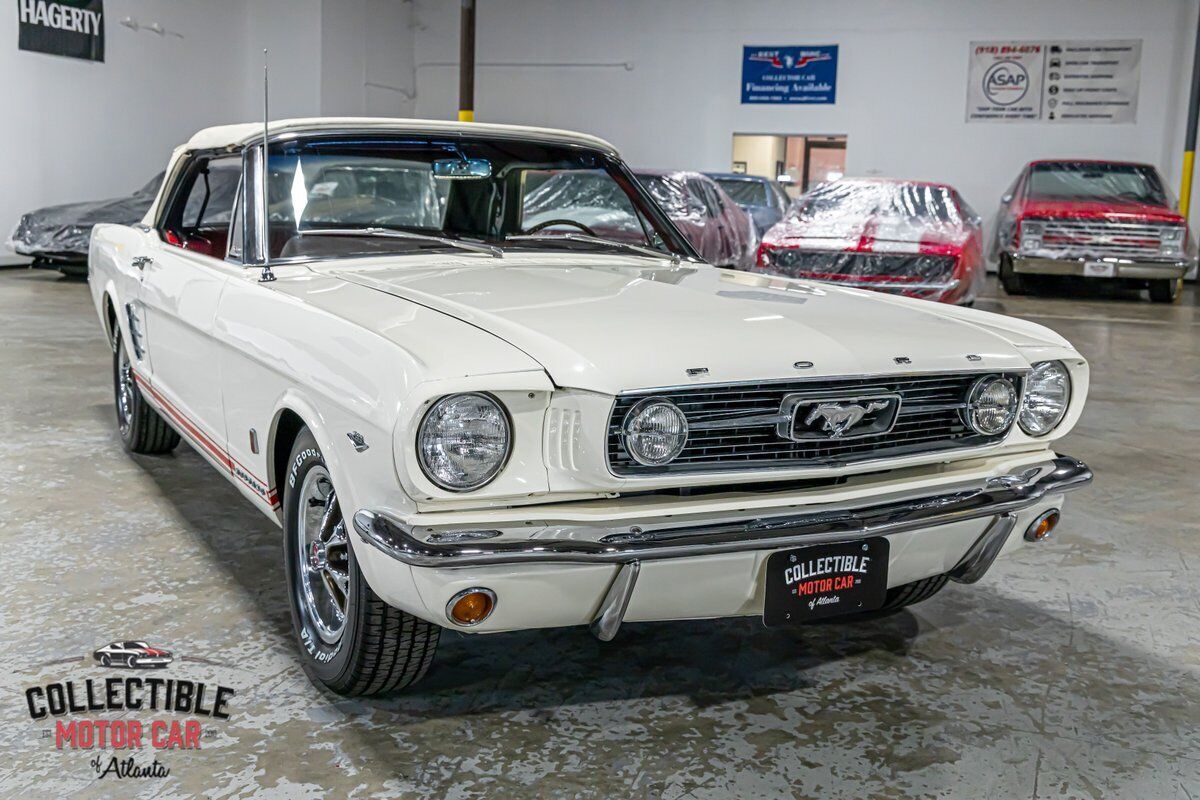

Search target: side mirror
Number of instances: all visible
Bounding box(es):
[1001,193,1013,204]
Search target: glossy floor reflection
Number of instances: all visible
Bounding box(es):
[0,268,1196,799]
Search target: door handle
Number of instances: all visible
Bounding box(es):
[131,256,153,270]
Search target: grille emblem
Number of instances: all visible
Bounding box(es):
[806,401,889,437]
[777,393,903,441]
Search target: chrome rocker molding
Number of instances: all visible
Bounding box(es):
[354,456,1091,638]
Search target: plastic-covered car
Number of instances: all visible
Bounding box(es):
[753,178,985,304]
[705,172,791,237]
[6,173,164,276]
[634,170,757,268]
[993,160,1195,303]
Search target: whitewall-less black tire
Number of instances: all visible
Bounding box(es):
[112,330,180,455]
[282,428,440,696]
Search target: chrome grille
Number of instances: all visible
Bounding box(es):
[1039,220,1174,259]
[607,372,1024,475]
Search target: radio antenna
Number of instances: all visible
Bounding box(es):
[258,48,276,283]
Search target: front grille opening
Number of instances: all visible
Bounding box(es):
[608,372,1023,476]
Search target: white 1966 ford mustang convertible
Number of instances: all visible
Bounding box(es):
[89,118,1092,695]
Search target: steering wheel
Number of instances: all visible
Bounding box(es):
[525,218,597,236]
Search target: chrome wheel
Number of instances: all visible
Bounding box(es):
[116,345,135,437]
[296,466,350,644]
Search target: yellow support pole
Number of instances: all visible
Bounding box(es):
[1181,150,1195,219]
[458,109,474,122]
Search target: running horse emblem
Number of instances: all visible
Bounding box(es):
[804,400,890,438]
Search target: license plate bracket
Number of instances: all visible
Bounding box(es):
[763,538,890,626]
[1083,260,1116,278]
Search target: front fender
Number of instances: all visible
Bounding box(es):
[268,388,431,617]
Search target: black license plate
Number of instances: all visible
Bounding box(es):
[763,538,890,626]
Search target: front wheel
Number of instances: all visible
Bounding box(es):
[283,428,440,696]
[1148,278,1181,304]
[998,256,1028,296]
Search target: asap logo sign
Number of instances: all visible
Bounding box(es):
[982,60,1030,106]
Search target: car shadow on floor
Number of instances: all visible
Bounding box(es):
[123,423,1199,794]
[127,431,1197,720]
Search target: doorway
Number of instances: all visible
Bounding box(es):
[730,133,847,198]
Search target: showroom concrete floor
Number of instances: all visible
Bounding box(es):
[0,267,1197,799]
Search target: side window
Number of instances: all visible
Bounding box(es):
[161,154,242,259]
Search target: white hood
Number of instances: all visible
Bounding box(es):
[324,252,1036,395]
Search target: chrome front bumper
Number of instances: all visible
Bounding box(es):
[1012,254,1191,280]
[354,456,1090,568]
[355,455,1090,638]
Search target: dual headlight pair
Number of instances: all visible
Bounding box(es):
[415,363,1072,491]
[966,361,1071,438]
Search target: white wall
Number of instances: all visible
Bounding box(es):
[0,0,414,258]
[409,0,1199,219]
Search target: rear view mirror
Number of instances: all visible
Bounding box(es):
[432,158,491,179]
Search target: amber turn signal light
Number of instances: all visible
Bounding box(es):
[1024,509,1060,542]
[447,588,496,626]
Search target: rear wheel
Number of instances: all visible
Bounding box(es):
[998,256,1028,295]
[112,331,179,455]
[283,428,440,696]
[1148,278,1181,304]
[878,574,949,612]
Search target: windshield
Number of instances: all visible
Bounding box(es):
[788,181,959,225]
[263,136,693,261]
[1026,162,1167,205]
[714,178,768,207]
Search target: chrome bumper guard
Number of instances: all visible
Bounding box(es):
[354,455,1090,639]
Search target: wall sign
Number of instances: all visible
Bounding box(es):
[17,0,105,62]
[742,45,838,105]
[966,40,1140,123]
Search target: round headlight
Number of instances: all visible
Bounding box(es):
[1019,361,1071,436]
[622,398,688,466]
[417,393,511,491]
[964,376,1018,436]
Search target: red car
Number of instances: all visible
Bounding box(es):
[994,160,1195,303]
[753,178,985,305]
[634,170,757,269]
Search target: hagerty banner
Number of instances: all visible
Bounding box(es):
[17,0,104,62]
[966,39,1141,124]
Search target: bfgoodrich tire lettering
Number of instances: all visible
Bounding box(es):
[112,330,180,455]
[282,428,440,696]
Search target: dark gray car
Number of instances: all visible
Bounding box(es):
[7,173,164,276]
[705,173,791,236]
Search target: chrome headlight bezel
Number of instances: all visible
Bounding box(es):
[622,397,689,467]
[963,375,1019,436]
[1019,219,1045,253]
[1159,225,1185,257]
[1019,360,1071,437]
[416,392,512,492]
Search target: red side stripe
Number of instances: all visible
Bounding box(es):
[133,372,280,509]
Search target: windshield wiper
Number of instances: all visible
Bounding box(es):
[506,232,681,264]
[298,227,503,259]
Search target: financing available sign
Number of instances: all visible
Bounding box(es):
[17,0,104,62]
[966,40,1140,123]
[742,45,838,104]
